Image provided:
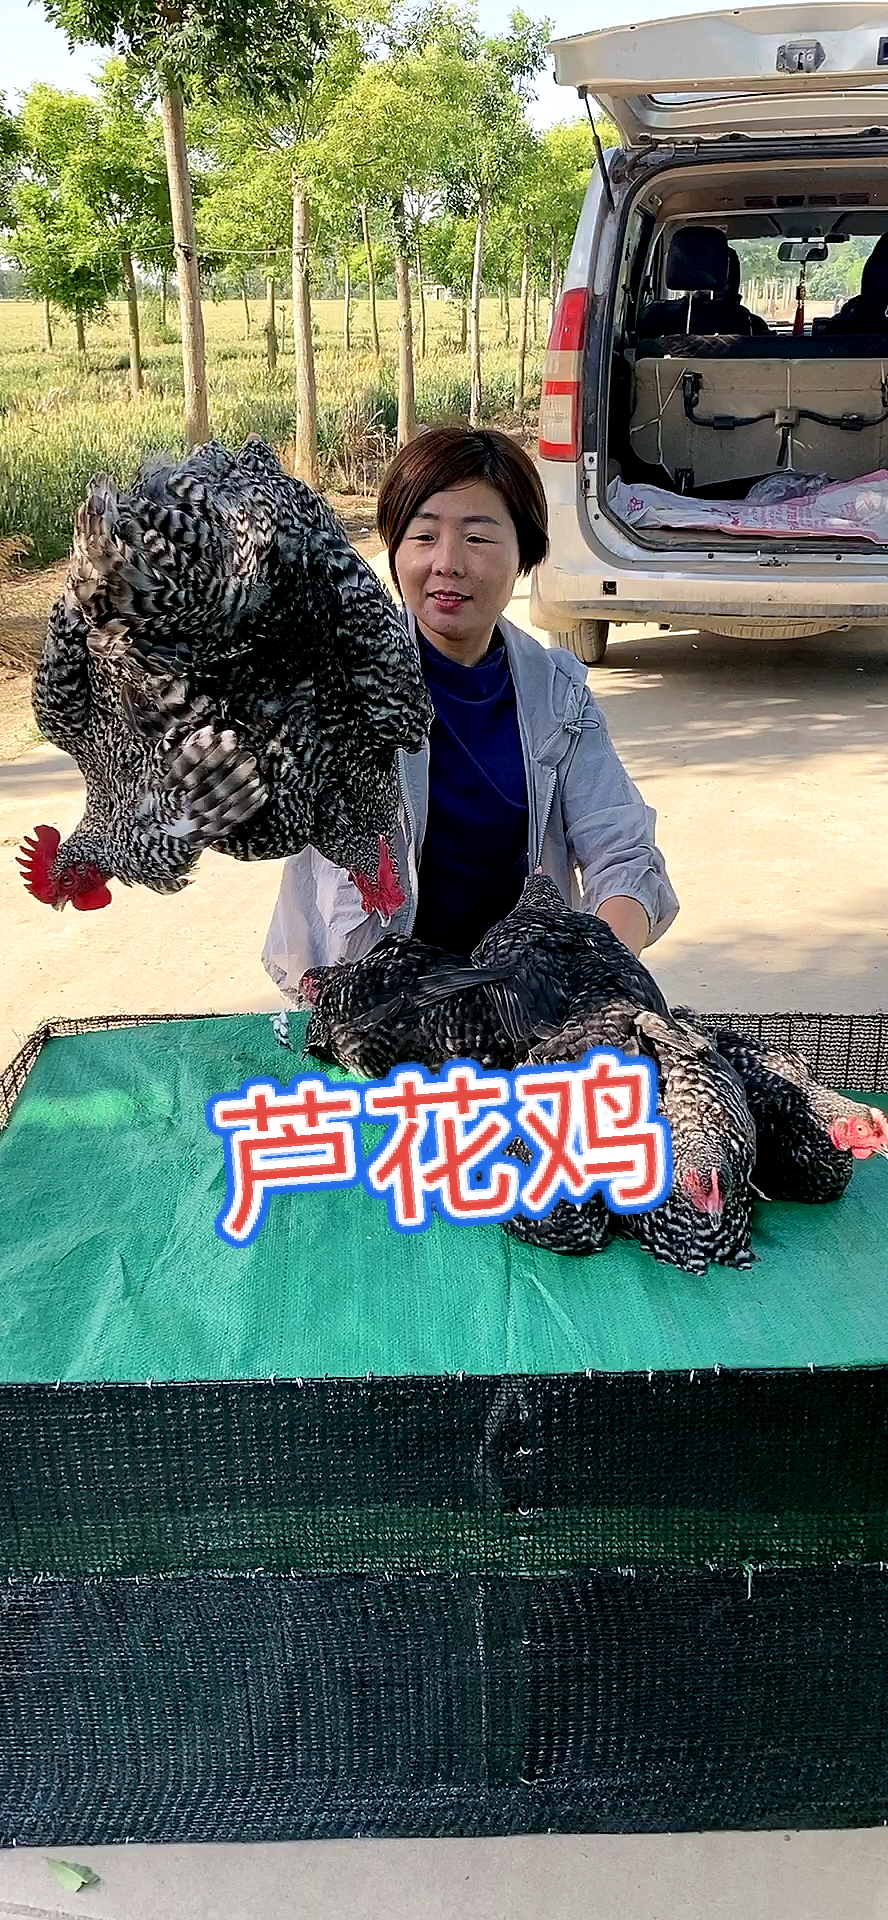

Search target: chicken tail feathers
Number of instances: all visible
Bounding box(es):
[414,961,515,1005]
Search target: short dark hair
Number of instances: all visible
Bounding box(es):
[377,427,549,589]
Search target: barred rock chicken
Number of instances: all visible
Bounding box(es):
[505,1194,614,1256]
[509,1004,756,1274]
[413,874,670,1054]
[18,439,432,916]
[298,932,530,1077]
[709,1027,888,1203]
[298,935,464,1080]
[501,1122,615,1257]
[619,1010,757,1273]
[289,875,671,1078]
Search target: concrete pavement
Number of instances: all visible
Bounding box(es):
[5,1827,888,1920]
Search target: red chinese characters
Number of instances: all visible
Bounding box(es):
[206,1050,672,1246]
[364,1064,519,1231]
[514,1050,670,1216]
[208,1077,362,1245]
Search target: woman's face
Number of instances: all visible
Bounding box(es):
[395,479,522,664]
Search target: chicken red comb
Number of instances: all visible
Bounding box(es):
[16,825,61,904]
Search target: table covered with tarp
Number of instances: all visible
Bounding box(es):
[1,1009,887,1844]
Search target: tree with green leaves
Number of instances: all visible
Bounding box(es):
[9,176,115,350]
[422,211,476,350]
[192,23,368,483]
[503,134,544,417]
[43,0,335,446]
[18,71,172,397]
[535,121,596,331]
[196,132,290,372]
[0,100,22,227]
[320,49,450,444]
[428,11,545,424]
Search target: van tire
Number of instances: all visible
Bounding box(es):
[558,620,609,665]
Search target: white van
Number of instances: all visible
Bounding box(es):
[532,2,888,662]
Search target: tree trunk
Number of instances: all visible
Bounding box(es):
[291,171,319,486]
[459,298,467,353]
[415,231,426,361]
[503,283,511,347]
[531,284,538,347]
[265,273,278,374]
[241,278,251,339]
[547,228,559,336]
[499,286,506,324]
[120,245,144,399]
[160,269,167,326]
[74,311,86,354]
[160,84,209,448]
[469,193,487,428]
[392,196,416,447]
[514,245,529,418]
[343,256,351,354]
[361,202,380,360]
[41,297,53,351]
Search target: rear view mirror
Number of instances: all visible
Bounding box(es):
[777,241,829,263]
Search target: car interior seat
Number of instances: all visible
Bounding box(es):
[637,227,754,338]
[725,248,771,335]
[822,232,888,334]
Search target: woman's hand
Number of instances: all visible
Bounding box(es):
[594,895,651,957]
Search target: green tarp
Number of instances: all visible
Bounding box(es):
[1,1014,887,1383]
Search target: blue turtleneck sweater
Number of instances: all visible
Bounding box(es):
[412,628,529,958]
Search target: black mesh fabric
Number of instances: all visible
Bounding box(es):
[2,1567,888,1843]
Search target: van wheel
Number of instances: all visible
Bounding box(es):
[558,620,609,666]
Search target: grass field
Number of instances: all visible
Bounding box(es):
[0,295,544,565]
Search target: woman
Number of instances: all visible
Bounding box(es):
[262,427,678,999]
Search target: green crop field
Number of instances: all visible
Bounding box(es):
[0,296,544,566]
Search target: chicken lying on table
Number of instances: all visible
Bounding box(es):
[507,1004,756,1274]
[709,1027,888,1203]
[18,438,432,917]
[298,936,466,1081]
[288,875,672,1075]
[413,874,670,1052]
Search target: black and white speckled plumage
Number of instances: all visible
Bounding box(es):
[302,935,466,1080]
[412,874,670,1055]
[518,1004,756,1273]
[504,1193,615,1255]
[301,932,532,1077]
[299,876,670,1080]
[710,1028,888,1203]
[29,438,432,902]
[622,1010,757,1274]
[499,1134,614,1256]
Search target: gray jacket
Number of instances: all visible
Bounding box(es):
[262,611,679,1001]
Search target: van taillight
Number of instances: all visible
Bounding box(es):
[538,288,589,463]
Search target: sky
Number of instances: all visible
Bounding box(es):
[5,0,767,127]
